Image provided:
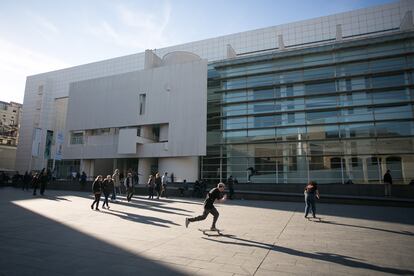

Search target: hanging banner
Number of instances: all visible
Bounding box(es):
[44,130,53,159]
[31,128,41,157]
[55,131,64,161]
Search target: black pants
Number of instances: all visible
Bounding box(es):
[161,185,167,198]
[33,184,38,195]
[188,206,219,228]
[102,192,110,207]
[91,193,101,209]
[155,186,161,198]
[229,187,234,199]
[127,187,134,201]
[148,187,154,199]
[40,183,46,195]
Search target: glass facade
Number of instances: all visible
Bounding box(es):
[202,32,414,184]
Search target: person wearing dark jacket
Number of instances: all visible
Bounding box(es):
[22,171,32,191]
[32,172,40,196]
[383,170,393,197]
[39,168,48,196]
[91,175,103,211]
[185,183,226,231]
[155,173,162,199]
[227,175,234,200]
[304,181,320,219]
[124,173,134,202]
[101,175,113,209]
[147,175,155,199]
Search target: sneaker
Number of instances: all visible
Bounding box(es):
[95,208,100,211]
[91,205,93,210]
[185,218,189,228]
[210,227,218,231]
[102,206,106,209]
[107,206,110,210]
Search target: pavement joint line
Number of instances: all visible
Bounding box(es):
[252,208,297,276]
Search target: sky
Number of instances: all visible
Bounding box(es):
[0,0,395,104]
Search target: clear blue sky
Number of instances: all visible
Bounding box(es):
[0,0,395,103]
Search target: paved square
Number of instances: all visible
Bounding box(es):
[1,187,413,275]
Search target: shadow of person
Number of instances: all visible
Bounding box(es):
[104,209,181,228]
[110,200,192,216]
[314,219,414,236]
[202,235,414,275]
[42,195,72,202]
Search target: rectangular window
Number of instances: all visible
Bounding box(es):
[139,94,146,115]
[70,132,83,145]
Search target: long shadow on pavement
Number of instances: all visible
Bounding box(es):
[0,190,186,275]
[103,209,181,228]
[202,236,414,275]
[109,200,192,216]
[225,199,414,225]
[314,219,414,236]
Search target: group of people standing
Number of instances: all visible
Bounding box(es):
[90,170,170,210]
[146,172,168,199]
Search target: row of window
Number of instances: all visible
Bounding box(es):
[222,73,410,103]
[220,56,412,90]
[218,39,413,78]
[222,104,413,124]
[205,138,414,158]
[222,120,414,138]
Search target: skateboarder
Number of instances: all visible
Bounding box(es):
[185,182,226,231]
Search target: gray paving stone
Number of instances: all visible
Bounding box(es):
[1,187,413,275]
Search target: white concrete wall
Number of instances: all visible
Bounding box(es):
[64,58,207,159]
[158,157,199,182]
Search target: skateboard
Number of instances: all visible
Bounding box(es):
[199,228,223,236]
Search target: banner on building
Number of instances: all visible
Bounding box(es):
[55,131,64,161]
[44,130,53,159]
[31,128,42,157]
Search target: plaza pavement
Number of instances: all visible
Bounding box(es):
[0,187,413,276]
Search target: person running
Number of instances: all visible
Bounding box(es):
[91,175,103,211]
[155,173,162,199]
[147,175,155,199]
[101,175,113,209]
[304,180,320,219]
[185,182,226,231]
[124,173,134,202]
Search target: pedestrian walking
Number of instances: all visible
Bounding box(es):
[383,169,393,197]
[227,175,234,200]
[112,169,120,200]
[161,172,168,198]
[185,183,226,231]
[80,171,87,190]
[91,175,103,211]
[147,175,155,199]
[124,173,134,202]
[101,175,113,209]
[155,173,162,199]
[304,181,320,219]
[31,172,40,196]
[22,171,31,191]
[39,169,48,196]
